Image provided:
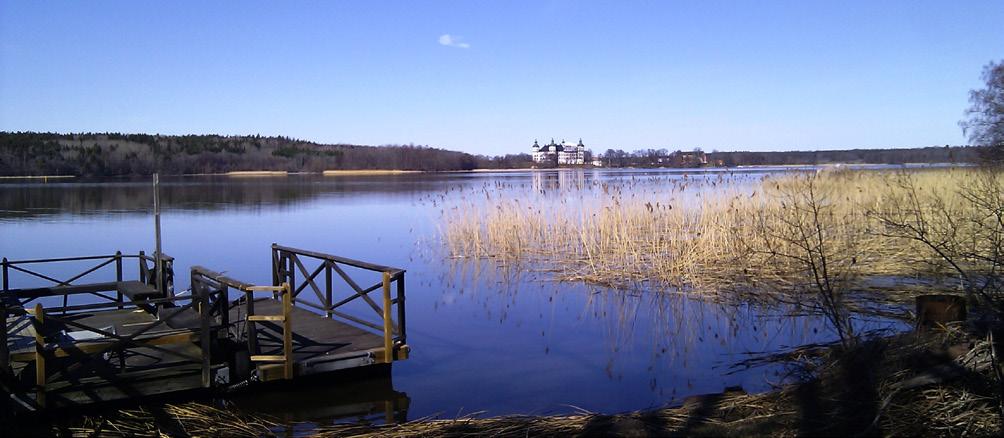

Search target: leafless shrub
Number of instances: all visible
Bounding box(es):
[869,169,1004,313]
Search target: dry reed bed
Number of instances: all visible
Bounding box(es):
[443,168,1000,304]
[48,402,276,437]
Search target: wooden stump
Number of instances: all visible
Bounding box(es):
[915,294,967,331]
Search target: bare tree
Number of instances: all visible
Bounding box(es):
[961,60,1004,165]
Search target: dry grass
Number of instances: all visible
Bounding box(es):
[442,168,1000,305]
[43,402,277,437]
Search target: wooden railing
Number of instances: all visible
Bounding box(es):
[2,278,224,408]
[271,244,406,362]
[1,251,175,307]
[189,266,294,380]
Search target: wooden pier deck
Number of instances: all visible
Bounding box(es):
[238,299,388,378]
[0,245,409,411]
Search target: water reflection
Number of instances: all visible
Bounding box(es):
[531,169,587,192]
[228,370,410,430]
[437,257,907,401]
[0,174,477,219]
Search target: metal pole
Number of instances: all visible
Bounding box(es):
[154,174,164,296]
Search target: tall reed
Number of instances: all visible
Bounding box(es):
[442,168,999,306]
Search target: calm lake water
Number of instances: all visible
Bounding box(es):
[0,168,909,429]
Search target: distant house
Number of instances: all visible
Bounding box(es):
[532,138,585,165]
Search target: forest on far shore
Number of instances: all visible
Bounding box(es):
[0,131,985,177]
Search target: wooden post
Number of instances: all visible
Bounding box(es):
[33,303,45,408]
[286,255,295,301]
[382,272,393,363]
[0,301,8,369]
[2,257,8,291]
[115,251,124,309]
[219,285,229,333]
[271,244,280,287]
[138,251,147,284]
[282,283,293,379]
[196,276,211,388]
[153,174,164,297]
[396,272,406,343]
[325,261,332,318]
[246,290,258,356]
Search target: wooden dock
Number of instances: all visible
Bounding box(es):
[0,245,409,412]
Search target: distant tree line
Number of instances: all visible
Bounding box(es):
[473,153,536,169]
[0,132,482,176]
[597,145,982,168]
[0,132,988,177]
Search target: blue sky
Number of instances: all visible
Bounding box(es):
[1,1,1001,155]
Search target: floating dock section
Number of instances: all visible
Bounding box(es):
[0,244,408,411]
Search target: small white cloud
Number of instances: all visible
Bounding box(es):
[438,34,470,49]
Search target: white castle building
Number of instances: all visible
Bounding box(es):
[531,139,585,165]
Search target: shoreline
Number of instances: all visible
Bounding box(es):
[0,163,972,180]
[322,169,422,176]
[224,170,289,177]
[0,175,75,180]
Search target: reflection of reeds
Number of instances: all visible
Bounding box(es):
[442,168,998,303]
[439,252,864,380]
